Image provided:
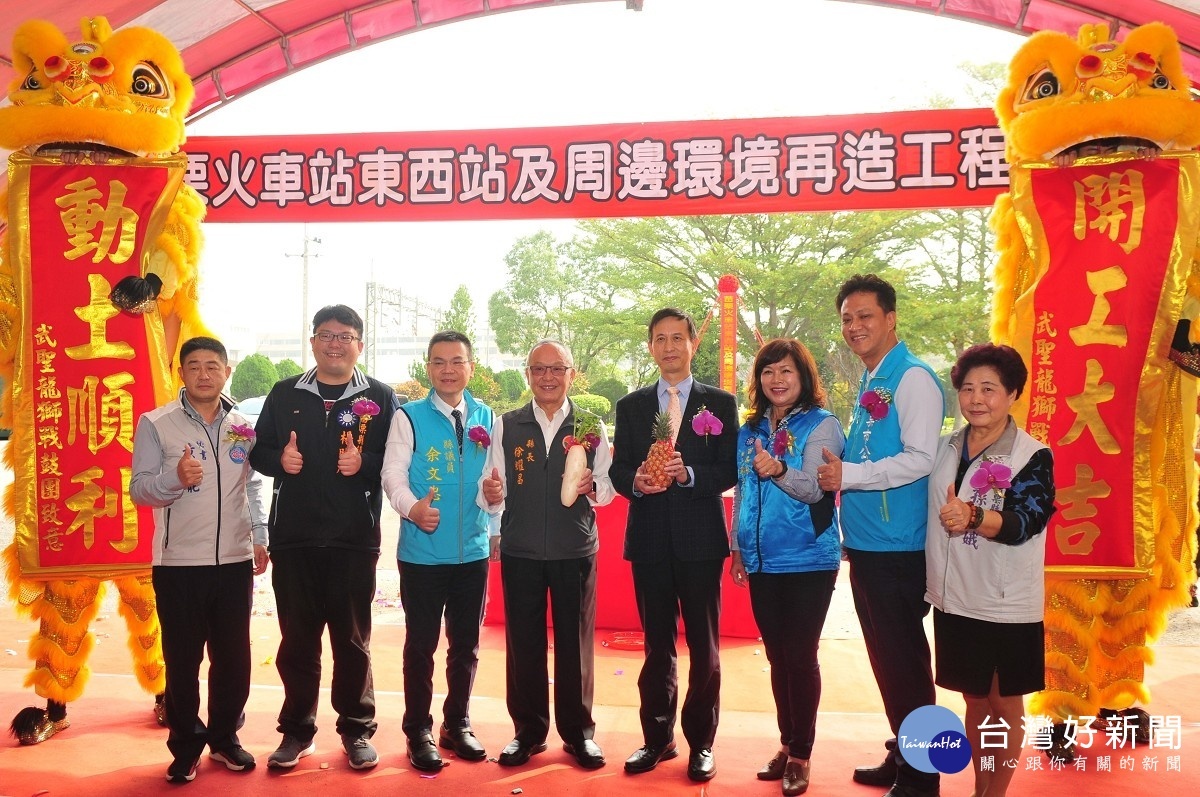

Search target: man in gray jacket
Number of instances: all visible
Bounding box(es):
[131,336,268,784]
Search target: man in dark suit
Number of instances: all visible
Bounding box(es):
[612,307,739,783]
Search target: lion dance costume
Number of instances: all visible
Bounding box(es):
[0,17,207,743]
[990,21,1200,744]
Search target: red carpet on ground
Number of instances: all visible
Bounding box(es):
[2,609,1198,796]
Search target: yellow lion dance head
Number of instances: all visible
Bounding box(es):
[996,21,1200,165]
[0,16,193,157]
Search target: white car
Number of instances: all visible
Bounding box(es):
[232,395,267,428]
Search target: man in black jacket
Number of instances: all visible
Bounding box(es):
[612,308,738,783]
[249,305,399,772]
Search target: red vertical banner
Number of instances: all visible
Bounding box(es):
[9,154,182,577]
[1009,154,1200,574]
[718,275,740,395]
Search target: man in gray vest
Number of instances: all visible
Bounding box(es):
[479,339,614,770]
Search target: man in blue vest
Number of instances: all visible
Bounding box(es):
[816,274,944,797]
[381,330,495,773]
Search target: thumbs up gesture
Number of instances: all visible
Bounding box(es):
[939,483,970,534]
[337,432,362,477]
[409,487,440,532]
[751,437,783,479]
[281,430,303,474]
[816,446,842,492]
[483,466,504,506]
[177,445,203,488]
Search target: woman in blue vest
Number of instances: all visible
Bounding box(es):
[731,339,845,796]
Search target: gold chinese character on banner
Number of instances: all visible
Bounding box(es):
[64,465,117,550]
[1035,311,1058,337]
[1034,338,1056,365]
[66,372,135,454]
[36,376,61,399]
[1060,360,1119,453]
[39,452,63,476]
[65,274,135,360]
[1069,266,1129,347]
[1073,169,1145,254]
[34,323,57,346]
[55,176,139,264]
[1055,463,1112,555]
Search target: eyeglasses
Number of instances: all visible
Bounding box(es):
[315,331,360,344]
[429,358,472,369]
[527,365,571,377]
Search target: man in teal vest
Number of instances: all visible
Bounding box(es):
[816,275,945,797]
[381,330,495,773]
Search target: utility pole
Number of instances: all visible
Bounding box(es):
[365,281,404,375]
[285,226,321,368]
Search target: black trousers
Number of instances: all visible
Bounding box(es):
[153,560,253,761]
[846,548,939,790]
[500,553,597,746]
[748,569,837,760]
[398,558,489,740]
[271,547,379,741]
[631,557,723,751]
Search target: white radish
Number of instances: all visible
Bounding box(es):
[561,443,588,506]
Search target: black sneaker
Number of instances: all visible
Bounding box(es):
[267,735,316,768]
[343,734,379,770]
[211,744,256,771]
[165,757,199,783]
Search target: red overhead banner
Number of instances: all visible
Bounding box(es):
[183,108,1007,222]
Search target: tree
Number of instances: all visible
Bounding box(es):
[495,369,525,401]
[589,376,627,421]
[440,284,476,339]
[275,358,303,381]
[230,353,277,400]
[394,379,428,402]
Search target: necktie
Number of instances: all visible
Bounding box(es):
[451,409,464,451]
[667,386,682,442]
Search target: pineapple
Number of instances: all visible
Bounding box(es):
[645,410,675,489]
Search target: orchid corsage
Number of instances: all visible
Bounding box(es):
[227,423,256,443]
[859,387,893,420]
[351,397,380,450]
[772,425,795,457]
[962,457,1013,549]
[691,405,724,443]
[468,424,491,449]
[857,386,893,460]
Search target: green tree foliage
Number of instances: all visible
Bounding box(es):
[275,359,303,381]
[589,377,627,421]
[440,284,476,339]
[494,205,994,424]
[495,369,526,401]
[230,353,278,400]
[571,393,611,419]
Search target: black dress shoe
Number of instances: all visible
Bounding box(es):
[562,739,606,770]
[439,724,486,761]
[623,741,678,774]
[497,738,548,767]
[406,734,444,772]
[853,756,898,786]
[757,751,787,780]
[687,748,716,782]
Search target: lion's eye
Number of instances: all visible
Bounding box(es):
[20,70,42,90]
[130,63,169,98]
[1150,71,1173,90]
[1023,68,1061,101]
